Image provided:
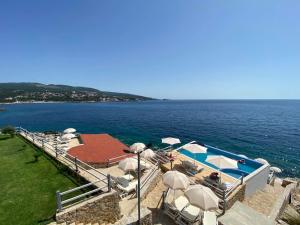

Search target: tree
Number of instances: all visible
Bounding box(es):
[1,126,16,137]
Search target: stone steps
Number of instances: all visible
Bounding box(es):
[219,201,275,225]
[48,222,100,225]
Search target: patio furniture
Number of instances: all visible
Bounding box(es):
[163,195,190,221]
[177,204,202,225]
[181,160,204,175]
[164,202,180,220]
[121,174,135,181]
[174,196,190,211]
[117,180,138,197]
[203,211,217,225]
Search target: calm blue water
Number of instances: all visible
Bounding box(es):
[0,100,299,178]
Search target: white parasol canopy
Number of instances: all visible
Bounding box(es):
[63,128,76,134]
[163,171,190,190]
[118,158,138,172]
[184,184,219,210]
[255,158,269,165]
[206,155,238,169]
[184,143,207,154]
[141,149,155,159]
[270,166,282,173]
[238,154,248,159]
[129,143,146,153]
[61,133,76,140]
[162,137,181,145]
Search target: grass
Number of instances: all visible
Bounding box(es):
[0,135,85,225]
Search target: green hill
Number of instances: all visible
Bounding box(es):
[0,82,152,103]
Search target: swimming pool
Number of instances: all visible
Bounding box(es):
[179,144,263,179]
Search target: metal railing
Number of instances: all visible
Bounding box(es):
[16,127,108,182]
[106,154,130,167]
[16,127,113,211]
[56,175,112,211]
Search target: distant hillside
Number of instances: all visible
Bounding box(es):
[0,83,153,103]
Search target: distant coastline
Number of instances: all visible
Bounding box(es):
[0,100,152,104]
[0,82,153,103]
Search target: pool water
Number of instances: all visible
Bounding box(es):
[180,145,263,179]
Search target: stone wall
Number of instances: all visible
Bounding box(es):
[56,191,121,224]
[268,183,297,221]
[141,170,162,201]
[225,183,246,209]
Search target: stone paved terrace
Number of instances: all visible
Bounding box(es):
[141,179,175,225]
[242,182,284,216]
[162,150,237,184]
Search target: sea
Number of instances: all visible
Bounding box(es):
[0,100,299,178]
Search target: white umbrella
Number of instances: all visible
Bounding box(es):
[184,144,207,154]
[163,171,190,190]
[270,166,282,173]
[184,143,207,164]
[206,155,238,169]
[255,158,269,165]
[162,137,181,145]
[61,133,75,140]
[184,184,219,210]
[141,149,155,159]
[129,143,146,153]
[118,158,138,172]
[64,128,76,134]
[238,154,248,159]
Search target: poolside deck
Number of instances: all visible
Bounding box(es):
[161,150,237,184]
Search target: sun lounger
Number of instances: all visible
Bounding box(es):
[181,160,204,175]
[164,195,190,221]
[173,196,190,211]
[203,211,217,225]
[164,203,180,220]
[121,174,134,181]
[177,204,201,225]
[117,180,138,197]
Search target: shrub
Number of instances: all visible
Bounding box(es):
[1,126,16,137]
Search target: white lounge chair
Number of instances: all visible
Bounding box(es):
[181,160,204,175]
[173,196,190,211]
[164,195,190,221]
[203,211,217,225]
[117,180,138,197]
[121,174,134,181]
[177,204,201,225]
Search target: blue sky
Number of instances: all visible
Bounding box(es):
[0,0,299,99]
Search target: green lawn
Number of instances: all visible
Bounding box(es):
[0,135,83,225]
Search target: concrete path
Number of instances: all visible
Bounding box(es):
[219,201,275,225]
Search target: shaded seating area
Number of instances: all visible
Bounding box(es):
[162,171,219,225]
[181,160,204,175]
[164,192,218,225]
[116,177,138,197]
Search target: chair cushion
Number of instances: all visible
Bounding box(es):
[173,196,189,211]
[117,177,129,187]
[181,205,201,222]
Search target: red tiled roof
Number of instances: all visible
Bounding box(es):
[68,134,131,164]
